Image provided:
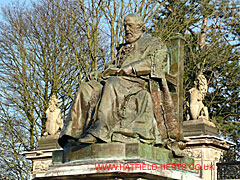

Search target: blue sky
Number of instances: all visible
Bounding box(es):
[0,0,17,7]
[0,0,11,20]
[0,0,32,20]
[0,0,32,7]
[0,0,10,6]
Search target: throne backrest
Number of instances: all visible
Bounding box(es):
[150,34,185,140]
[167,33,185,130]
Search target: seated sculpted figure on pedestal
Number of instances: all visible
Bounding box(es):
[189,74,209,120]
[58,14,185,156]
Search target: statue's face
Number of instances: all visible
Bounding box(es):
[124,16,143,44]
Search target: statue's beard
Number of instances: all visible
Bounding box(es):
[126,31,142,44]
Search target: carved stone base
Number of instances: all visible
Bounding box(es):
[24,134,62,179]
[54,143,188,164]
[24,149,58,179]
[34,159,202,180]
[183,118,218,137]
[37,134,61,150]
[34,143,201,180]
[184,136,234,180]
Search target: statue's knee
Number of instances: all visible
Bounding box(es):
[79,80,101,94]
[77,82,90,94]
[105,77,120,88]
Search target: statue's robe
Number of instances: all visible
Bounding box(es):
[58,35,170,148]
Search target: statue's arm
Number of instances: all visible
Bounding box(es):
[87,71,103,81]
[88,64,119,80]
[120,58,152,76]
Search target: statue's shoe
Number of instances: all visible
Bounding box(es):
[78,134,97,144]
[64,139,80,148]
[166,139,186,157]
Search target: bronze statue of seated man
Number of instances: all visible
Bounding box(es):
[58,14,185,156]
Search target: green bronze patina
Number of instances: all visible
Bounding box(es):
[53,143,193,167]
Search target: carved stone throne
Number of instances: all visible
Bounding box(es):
[150,34,185,154]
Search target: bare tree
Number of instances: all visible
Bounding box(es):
[0,0,106,178]
[51,0,167,63]
[0,0,239,179]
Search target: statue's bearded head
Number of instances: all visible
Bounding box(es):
[124,14,144,44]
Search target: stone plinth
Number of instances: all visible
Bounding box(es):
[34,159,202,180]
[24,134,62,179]
[183,118,218,137]
[33,143,201,180]
[37,134,62,150]
[184,136,234,180]
[54,143,192,164]
[24,148,59,179]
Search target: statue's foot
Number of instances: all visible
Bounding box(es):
[167,140,185,157]
[78,134,97,144]
[172,147,185,157]
[64,139,80,148]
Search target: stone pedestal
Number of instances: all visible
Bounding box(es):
[24,148,57,179]
[183,118,218,137]
[24,134,62,179]
[33,143,201,180]
[183,120,234,180]
[37,134,62,150]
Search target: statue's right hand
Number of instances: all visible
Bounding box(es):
[87,71,102,81]
[102,67,119,78]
